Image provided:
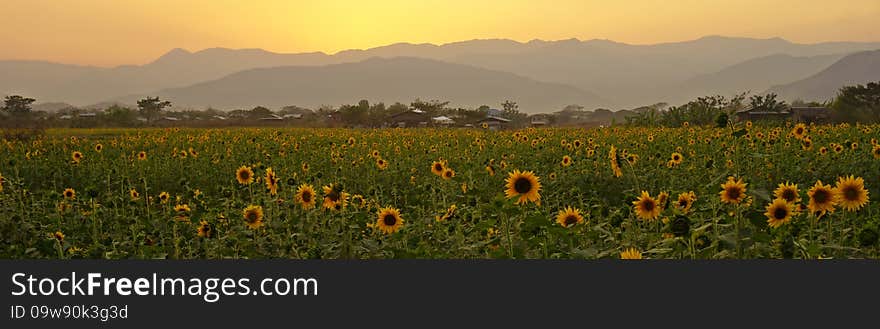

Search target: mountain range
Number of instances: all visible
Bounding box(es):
[2,36,879,113]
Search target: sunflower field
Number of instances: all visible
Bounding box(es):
[1,122,879,259]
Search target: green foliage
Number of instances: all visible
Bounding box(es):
[136,97,172,121]
[831,81,880,123]
[2,95,36,115]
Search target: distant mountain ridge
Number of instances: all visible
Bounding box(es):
[2,36,879,110]
[767,50,880,102]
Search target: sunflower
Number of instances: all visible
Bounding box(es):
[561,155,573,167]
[53,231,65,243]
[295,184,317,210]
[197,220,213,238]
[371,150,380,158]
[431,160,446,176]
[774,182,800,204]
[807,181,838,215]
[63,188,76,199]
[819,146,828,155]
[264,167,279,195]
[441,168,456,180]
[485,165,495,176]
[835,176,869,212]
[833,144,844,153]
[71,151,83,163]
[94,143,103,152]
[376,158,388,170]
[675,191,696,213]
[137,151,147,160]
[236,166,254,185]
[765,198,795,228]
[376,207,404,234]
[174,204,191,221]
[322,184,349,210]
[609,146,623,178]
[301,163,309,173]
[872,145,880,159]
[504,170,542,205]
[657,191,669,210]
[669,152,683,166]
[129,188,140,200]
[555,206,584,227]
[620,248,642,259]
[242,205,264,229]
[719,176,747,205]
[158,191,170,204]
[633,191,661,221]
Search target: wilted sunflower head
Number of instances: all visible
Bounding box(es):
[719,177,747,205]
[236,166,254,185]
[242,205,264,230]
[774,182,800,204]
[807,180,838,215]
[376,207,404,234]
[633,191,661,221]
[835,175,869,212]
[53,231,65,243]
[555,206,584,227]
[765,198,795,229]
[504,170,541,205]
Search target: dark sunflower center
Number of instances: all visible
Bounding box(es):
[245,212,258,223]
[564,215,578,226]
[781,190,797,202]
[726,188,741,200]
[678,200,688,208]
[813,189,830,203]
[514,177,532,194]
[673,155,680,161]
[843,187,859,201]
[434,164,442,171]
[302,192,312,202]
[383,214,397,226]
[240,172,250,179]
[642,200,655,212]
[773,207,788,220]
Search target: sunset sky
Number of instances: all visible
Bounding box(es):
[1,0,878,67]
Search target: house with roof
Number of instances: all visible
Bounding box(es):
[735,108,790,122]
[431,115,455,126]
[790,107,831,123]
[477,115,511,130]
[389,109,428,127]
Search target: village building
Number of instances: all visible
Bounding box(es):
[390,109,428,127]
[790,107,831,123]
[477,115,511,130]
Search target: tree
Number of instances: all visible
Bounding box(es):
[2,95,36,115]
[411,99,449,116]
[501,100,519,114]
[104,105,137,126]
[137,97,171,122]
[832,81,880,123]
[748,93,787,113]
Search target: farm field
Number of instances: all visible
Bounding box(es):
[1,123,878,259]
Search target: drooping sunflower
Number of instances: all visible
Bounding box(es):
[555,206,584,227]
[670,152,683,166]
[295,184,317,210]
[264,167,279,195]
[441,168,455,180]
[158,191,170,204]
[807,180,838,215]
[137,151,147,161]
[675,191,697,213]
[376,207,404,234]
[62,188,76,199]
[322,184,349,210]
[431,160,446,176]
[719,176,747,205]
[609,146,623,177]
[633,191,661,221]
[236,166,254,185]
[620,248,643,260]
[765,198,795,229]
[835,175,869,212]
[561,155,573,167]
[197,220,213,238]
[71,151,83,163]
[773,182,800,204]
[242,205,264,230]
[504,170,542,205]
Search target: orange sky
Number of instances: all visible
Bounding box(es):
[1,0,878,67]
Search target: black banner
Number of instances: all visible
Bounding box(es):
[2,260,878,328]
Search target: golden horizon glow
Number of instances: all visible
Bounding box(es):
[1,0,878,67]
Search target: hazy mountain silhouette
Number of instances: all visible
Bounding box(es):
[674,53,845,102]
[120,57,608,113]
[2,36,880,109]
[767,50,880,102]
